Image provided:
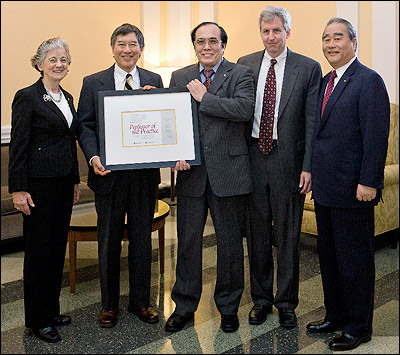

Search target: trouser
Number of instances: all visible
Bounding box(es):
[172,178,247,315]
[248,141,304,310]
[314,201,375,338]
[95,170,157,309]
[24,175,74,328]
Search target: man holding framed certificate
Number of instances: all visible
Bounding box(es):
[77,23,163,328]
[165,22,255,333]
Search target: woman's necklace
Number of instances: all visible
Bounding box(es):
[45,88,62,103]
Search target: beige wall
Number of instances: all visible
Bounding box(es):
[1,1,142,128]
[1,1,399,131]
[217,1,336,74]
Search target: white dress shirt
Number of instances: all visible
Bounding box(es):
[253,47,287,140]
[325,56,357,93]
[51,91,73,127]
[114,64,140,90]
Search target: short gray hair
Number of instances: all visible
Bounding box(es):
[31,37,71,74]
[258,5,291,31]
[325,17,357,50]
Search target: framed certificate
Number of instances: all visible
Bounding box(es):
[98,87,200,170]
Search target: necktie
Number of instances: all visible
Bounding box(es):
[258,58,277,155]
[125,73,133,90]
[203,69,214,91]
[321,70,337,117]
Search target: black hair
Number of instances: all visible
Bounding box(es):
[190,22,228,47]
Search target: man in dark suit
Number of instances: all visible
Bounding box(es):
[306,18,390,351]
[77,23,163,328]
[237,6,321,328]
[164,22,255,333]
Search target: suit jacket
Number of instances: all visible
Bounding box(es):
[9,78,80,193]
[238,48,322,192]
[77,64,162,195]
[170,59,255,198]
[311,58,390,208]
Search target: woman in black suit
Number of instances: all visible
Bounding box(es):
[8,38,80,343]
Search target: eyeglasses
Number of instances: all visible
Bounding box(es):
[47,57,68,64]
[195,38,221,47]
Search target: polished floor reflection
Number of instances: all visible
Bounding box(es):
[1,201,399,354]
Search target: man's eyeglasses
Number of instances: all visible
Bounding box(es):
[195,38,221,47]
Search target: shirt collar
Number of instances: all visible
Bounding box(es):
[264,47,287,66]
[199,58,224,74]
[114,64,138,84]
[331,56,357,79]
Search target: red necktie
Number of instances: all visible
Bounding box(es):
[203,69,214,91]
[258,58,277,155]
[321,70,337,117]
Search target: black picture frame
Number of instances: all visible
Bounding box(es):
[98,87,200,170]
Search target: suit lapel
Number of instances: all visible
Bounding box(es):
[36,79,71,129]
[99,65,116,91]
[209,59,232,94]
[137,67,149,87]
[63,89,79,132]
[138,66,161,87]
[182,64,201,115]
[278,49,299,118]
[185,64,201,82]
[317,59,358,133]
[248,51,264,87]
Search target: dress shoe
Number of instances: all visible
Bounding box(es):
[128,304,159,324]
[98,308,119,328]
[278,308,297,328]
[221,314,239,333]
[249,304,272,325]
[306,319,342,333]
[52,315,71,327]
[328,332,372,351]
[165,312,194,332]
[31,326,61,343]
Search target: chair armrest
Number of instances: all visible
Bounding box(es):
[384,164,399,186]
[303,191,315,211]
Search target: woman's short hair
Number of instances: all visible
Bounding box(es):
[110,23,145,48]
[31,37,71,75]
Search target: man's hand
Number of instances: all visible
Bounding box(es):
[140,85,156,91]
[356,184,377,201]
[187,79,207,102]
[299,171,312,194]
[92,156,111,176]
[73,184,81,205]
[172,160,191,172]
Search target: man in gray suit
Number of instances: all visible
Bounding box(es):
[77,24,162,328]
[238,6,321,328]
[165,22,255,333]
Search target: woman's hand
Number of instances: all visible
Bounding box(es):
[12,191,35,215]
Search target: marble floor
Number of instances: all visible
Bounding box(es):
[1,201,399,354]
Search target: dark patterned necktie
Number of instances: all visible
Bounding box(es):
[125,73,133,90]
[321,70,337,117]
[203,69,214,91]
[258,58,277,155]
